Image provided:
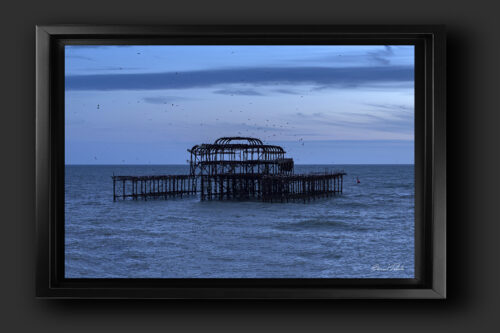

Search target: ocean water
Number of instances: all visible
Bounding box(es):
[65,165,414,278]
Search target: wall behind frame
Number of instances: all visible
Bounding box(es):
[1,0,499,332]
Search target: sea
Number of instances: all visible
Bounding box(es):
[65,164,414,278]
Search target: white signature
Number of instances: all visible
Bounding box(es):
[371,263,405,271]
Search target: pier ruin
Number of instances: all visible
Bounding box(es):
[112,137,346,203]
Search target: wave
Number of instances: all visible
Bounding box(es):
[275,218,370,232]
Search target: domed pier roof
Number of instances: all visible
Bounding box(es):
[189,137,285,154]
[214,137,263,145]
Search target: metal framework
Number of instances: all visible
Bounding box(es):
[113,137,345,202]
[188,137,294,177]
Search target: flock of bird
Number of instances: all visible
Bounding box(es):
[94,96,309,146]
[87,49,314,163]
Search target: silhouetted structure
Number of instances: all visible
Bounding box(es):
[113,137,345,203]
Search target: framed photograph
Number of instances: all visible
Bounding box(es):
[36,25,446,298]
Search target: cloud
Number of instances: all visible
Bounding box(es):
[364,103,413,113]
[294,107,413,135]
[336,114,412,134]
[309,45,399,67]
[142,96,183,104]
[66,55,94,61]
[367,46,394,66]
[65,65,414,91]
[213,89,264,96]
[296,112,324,118]
[273,89,299,95]
[82,66,143,71]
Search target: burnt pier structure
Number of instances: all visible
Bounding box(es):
[113,137,345,202]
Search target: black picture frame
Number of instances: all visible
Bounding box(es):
[36,25,446,299]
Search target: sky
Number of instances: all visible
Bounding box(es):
[65,45,414,164]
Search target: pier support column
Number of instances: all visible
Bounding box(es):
[201,176,205,201]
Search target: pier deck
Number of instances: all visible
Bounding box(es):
[113,172,345,202]
[112,175,196,201]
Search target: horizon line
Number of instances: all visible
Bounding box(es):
[65,163,415,166]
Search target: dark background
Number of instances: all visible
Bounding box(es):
[1,0,499,332]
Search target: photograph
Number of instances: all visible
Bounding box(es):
[64,44,415,279]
